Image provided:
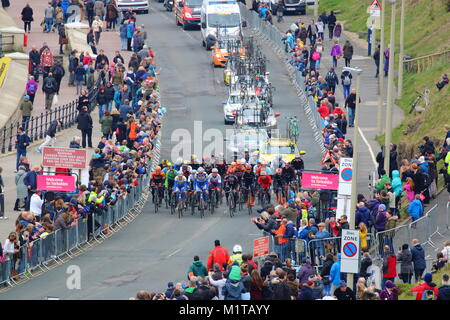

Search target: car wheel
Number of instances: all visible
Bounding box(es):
[182,20,188,30]
[202,39,205,47]
[176,15,181,26]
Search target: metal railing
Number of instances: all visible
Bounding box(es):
[403,50,450,73]
[1,77,100,155]
[0,33,14,57]
[240,4,326,155]
[0,169,152,287]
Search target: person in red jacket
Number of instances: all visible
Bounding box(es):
[382,245,397,290]
[206,240,230,272]
[412,272,439,300]
[317,102,330,119]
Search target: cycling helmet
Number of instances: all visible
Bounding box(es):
[176,157,183,165]
[233,244,242,253]
[177,172,183,176]
[231,162,236,166]
[155,166,161,172]
[170,165,175,170]
[212,168,219,173]
[191,154,197,161]
[198,167,205,173]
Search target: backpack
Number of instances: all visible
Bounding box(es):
[343,74,351,86]
[53,66,64,78]
[28,82,37,93]
[422,289,437,300]
[44,78,54,91]
[312,51,320,61]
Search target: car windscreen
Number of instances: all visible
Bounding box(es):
[265,145,296,154]
[186,0,202,6]
[208,13,240,28]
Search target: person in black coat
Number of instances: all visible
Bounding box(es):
[21,4,33,33]
[298,281,314,300]
[327,11,336,40]
[438,274,450,300]
[77,106,93,148]
[78,89,90,112]
[411,239,426,283]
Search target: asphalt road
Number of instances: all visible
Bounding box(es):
[0,3,322,299]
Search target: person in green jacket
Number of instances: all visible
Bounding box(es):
[187,256,208,280]
[375,169,391,192]
[99,110,113,139]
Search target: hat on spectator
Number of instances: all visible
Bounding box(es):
[339,280,347,287]
[378,204,386,211]
[229,265,241,281]
[418,156,425,164]
[167,282,174,288]
[385,280,395,289]
[423,272,433,284]
[24,95,30,99]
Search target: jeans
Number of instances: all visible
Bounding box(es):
[45,92,55,110]
[309,35,316,46]
[69,72,75,85]
[400,272,412,284]
[75,80,84,94]
[22,116,30,132]
[16,149,26,170]
[348,107,355,126]
[24,21,31,32]
[44,18,53,32]
[324,284,331,296]
[99,104,108,118]
[332,56,338,68]
[318,32,324,40]
[343,85,351,99]
[315,59,321,69]
[81,128,93,148]
[121,37,127,50]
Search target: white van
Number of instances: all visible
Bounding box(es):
[200,0,246,50]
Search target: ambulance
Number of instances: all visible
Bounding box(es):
[200,0,246,50]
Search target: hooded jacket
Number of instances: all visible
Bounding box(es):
[187,261,208,280]
[438,285,450,300]
[355,205,371,227]
[411,282,439,300]
[396,249,413,274]
[46,120,58,137]
[222,279,246,300]
[375,174,391,191]
[297,263,313,284]
[411,244,426,270]
[374,210,387,231]
[391,170,403,196]
[408,199,423,220]
[329,254,341,286]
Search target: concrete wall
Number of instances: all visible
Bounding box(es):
[65,22,96,58]
[0,7,24,53]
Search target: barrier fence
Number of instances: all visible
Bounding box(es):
[0,153,154,287]
[240,5,326,155]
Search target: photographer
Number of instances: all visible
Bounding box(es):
[251,211,279,237]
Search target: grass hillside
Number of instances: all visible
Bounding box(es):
[318,0,450,166]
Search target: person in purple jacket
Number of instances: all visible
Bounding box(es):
[379,280,398,300]
[330,40,342,68]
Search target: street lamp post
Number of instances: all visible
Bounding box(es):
[398,0,405,98]
[344,67,362,292]
[377,0,386,135]
[314,0,319,18]
[383,0,397,175]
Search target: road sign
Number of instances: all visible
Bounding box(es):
[368,0,381,10]
[367,16,381,29]
[42,147,87,169]
[341,229,360,273]
[338,158,353,196]
[253,236,269,258]
[336,196,351,221]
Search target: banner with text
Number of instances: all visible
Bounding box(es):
[42,147,87,169]
[37,175,76,192]
[301,172,339,190]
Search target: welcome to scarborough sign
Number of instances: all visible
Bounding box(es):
[42,147,87,169]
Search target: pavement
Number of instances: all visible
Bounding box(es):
[0,2,132,241]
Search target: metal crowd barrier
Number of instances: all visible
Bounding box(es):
[0,171,153,287]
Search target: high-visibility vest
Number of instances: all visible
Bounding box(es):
[229,253,243,265]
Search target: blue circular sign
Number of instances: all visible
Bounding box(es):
[343,242,357,257]
[341,168,353,182]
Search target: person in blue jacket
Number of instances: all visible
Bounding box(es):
[355,202,371,227]
[408,194,424,225]
[281,220,296,262]
[330,253,342,294]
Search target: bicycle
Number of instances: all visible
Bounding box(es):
[241,185,254,215]
[175,192,184,219]
[152,184,164,213]
[197,190,207,219]
[258,186,271,207]
[226,187,238,218]
[286,116,299,142]
[409,88,430,114]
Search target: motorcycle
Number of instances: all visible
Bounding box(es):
[164,0,174,11]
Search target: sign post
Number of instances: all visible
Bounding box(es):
[253,236,269,258]
[337,158,353,222]
[341,229,360,274]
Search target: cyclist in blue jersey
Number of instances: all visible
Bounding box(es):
[173,172,188,208]
[195,167,209,201]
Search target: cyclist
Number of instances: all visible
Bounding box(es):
[243,149,250,163]
[282,162,297,198]
[150,166,165,203]
[190,155,201,170]
[208,168,222,207]
[215,156,228,177]
[187,169,197,203]
[173,172,188,208]
[273,168,286,204]
[181,164,191,179]
[242,164,256,206]
[160,159,172,170]
[173,157,184,171]
[291,155,305,186]
[223,167,240,204]
[257,170,272,203]
[164,166,178,202]
[194,167,209,202]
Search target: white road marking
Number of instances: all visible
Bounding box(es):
[167,248,182,257]
[358,126,377,169]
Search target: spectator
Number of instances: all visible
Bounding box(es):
[23,165,40,210]
[120,21,129,51]
[30,190,44,221]
[297,258,313,284]
[379,280,398,300]
[327,11,336,40]
[42,72,58,110]
[21,3,34,33]
[330,41,342,68]
[411,272,439,300]
[411,238,426,282]
[58,23,68,55]
[14,165,28,212]
[15,127,31,171]
[382,245,397,289]
[74,63,86,95]
[408,194,424,224]
[329,253,342,293]
[50,60,65,95]
[340,69,352,99]
[435,73,448,91]
[43,2,54,33]
[438,274,450,300]
[342,40,353,67]
[37,119,61,154]
[344,88,360,127]
[187,255,208,280]
[222,265,246,300]
[397,243,414,284]
[442,240,450,262]
[334,280,355,300]
[76,106,93,148]
[94,0,105,20]
[92,16,103,45]
[373,44,380,78]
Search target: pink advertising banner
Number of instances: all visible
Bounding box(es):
[301,172,339,190]
[37,175,76,192]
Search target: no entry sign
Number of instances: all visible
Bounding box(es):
[340,229,360,273]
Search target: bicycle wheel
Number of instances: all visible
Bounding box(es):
[210,190,215,215]
[191,193,196,215]
[170,193,176,215]
[154,189,159,213]
[238,191,243,212]
[229,193,235,218]
[200,197,205,219]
